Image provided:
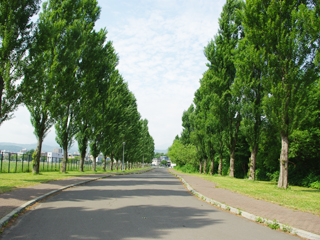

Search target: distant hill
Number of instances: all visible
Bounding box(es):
[0,142,78,153]
[154,149,168,154]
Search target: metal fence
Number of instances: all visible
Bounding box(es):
[0,152,91,173]
[0,152,151,173]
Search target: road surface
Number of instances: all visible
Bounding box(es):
[1,168,299,239]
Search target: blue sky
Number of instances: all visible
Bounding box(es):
[0,0,225,150]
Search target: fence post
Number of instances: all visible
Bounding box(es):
[28,155,30,172]
[8,152,11,173]
[22,154,24,172]
[15,153,18,173]
[0,152,3,173]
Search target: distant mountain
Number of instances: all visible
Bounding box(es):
[0,142,78,153]
[154,149,168,154]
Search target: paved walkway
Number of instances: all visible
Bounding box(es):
[0,170,148,221]
[169,169,320,236]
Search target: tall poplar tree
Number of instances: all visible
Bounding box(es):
[234,38,265,180]
[22,24,56,173]
[204,0,244,177]
[245,0,320,188]
[39,0,100,173]
[0,0,39,125]
[76,29,118,172]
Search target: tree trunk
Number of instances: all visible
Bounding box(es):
[199,161,202,174]
[0,75,3,122]
[248,144,258,180]
[203,158,207,174]
[278,133,289,188]
[218,155,223,175]
[110,151,114,171]
[33,135,43,174]
[210,157,214,175]
[79,135,87,172]
[92,155,96,171]
[229,149,235,177]
[61,145,68,173]
[116,160,118,170]
[79,150,85,172]
[103,155,107,171]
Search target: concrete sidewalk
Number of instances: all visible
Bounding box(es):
[0,169,151,222]
[169,169,320,237]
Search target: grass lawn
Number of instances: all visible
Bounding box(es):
[174,169,320,216]
[0,168,149,194]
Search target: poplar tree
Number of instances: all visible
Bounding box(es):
[193,87,209,174]
[0,0,39,125]
[204,0,244,177]
[234,38,265,180]
[245,0,319,188]
[39,0,100,173]
[76,29,118,172]
[22,24,55,174]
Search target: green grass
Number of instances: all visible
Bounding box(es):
[174,170,320,216]
[0,167,150,194]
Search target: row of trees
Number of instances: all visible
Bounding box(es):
[169,0,320,189]
[0,0,155,174]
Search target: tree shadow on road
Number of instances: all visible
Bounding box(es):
[2,205,222,240]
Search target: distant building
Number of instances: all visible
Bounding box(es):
[53,148,63,154]
[152,158,161,166]
[96,153,103,162]
[47,151,63,162]
[17,148,28,156]
[73,152,80,156]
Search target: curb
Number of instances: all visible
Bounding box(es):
[172,172,320,240]
[0,168,153,230]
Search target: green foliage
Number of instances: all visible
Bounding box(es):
[180,105,194,145]
[267,220,280,230]
[154,152,166,158]
[311,181,320,190]
[282,224,293,233]
[0,0,40,125]
[174,164,198,174]
[168,139,198,168]
[26,149,35,156]
[255,217,264,223]
[160,160,167,166]
[266,171,280,183]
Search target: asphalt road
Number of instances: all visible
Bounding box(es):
[1,168,300,240]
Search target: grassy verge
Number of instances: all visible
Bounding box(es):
[174,169,320,216]
[0,168,150,194]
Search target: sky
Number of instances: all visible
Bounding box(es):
[0,0,225,151]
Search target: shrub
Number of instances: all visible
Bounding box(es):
[310,181,320,190]
[175,164,198,173]
[266,171,279,182]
